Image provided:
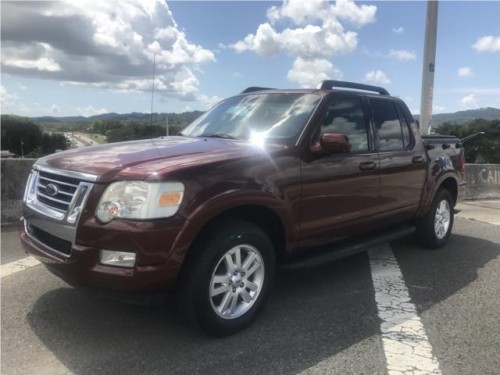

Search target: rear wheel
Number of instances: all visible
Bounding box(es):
[179,219,275,336]
[416,189,454,249]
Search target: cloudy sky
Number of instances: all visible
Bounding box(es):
[1,0,499,117]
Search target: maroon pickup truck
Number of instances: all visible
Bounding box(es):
[20,80,465,336]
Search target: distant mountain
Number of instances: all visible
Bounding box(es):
[31,111,204,125]
[32,115,88,123]
[415,107,500,126]
[28,107,500,128]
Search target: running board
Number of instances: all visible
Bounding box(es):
[280,225,416,271]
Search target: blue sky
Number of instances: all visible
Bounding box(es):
[1,0,499,118]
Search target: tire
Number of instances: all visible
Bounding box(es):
[416,189,454,249]
[179,219,275,337]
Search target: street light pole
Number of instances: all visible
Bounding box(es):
[420,0,439,135]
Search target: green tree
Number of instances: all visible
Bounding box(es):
[436,119,500,163]
[1,115,43,156]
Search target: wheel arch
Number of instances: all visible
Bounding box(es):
[186,204,287,261]
[439,176,458,205]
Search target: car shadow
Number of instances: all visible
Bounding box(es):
[26,232,499,374]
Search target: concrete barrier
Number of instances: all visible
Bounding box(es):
[1,160,499,223]
[1,159,37,223]
[464,164,500,200]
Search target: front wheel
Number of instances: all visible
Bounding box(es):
[416,189,454,249]
[179,219,275,336]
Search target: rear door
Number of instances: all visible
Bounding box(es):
[300,96,381,244]
[369,98,427,218]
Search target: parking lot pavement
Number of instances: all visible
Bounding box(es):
[456,200,500,226]
[1,215,499,375]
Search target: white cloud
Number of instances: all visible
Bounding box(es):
[460,94,479,109]
[457,67,474,78]
[195,94,223,110]
[287,57,342,88]
[365,70,390,84]
[50,104,59,114]
[231,0,376,86]
[266,0,376,28]
[3,56,61,72]
[392,26,404,34]
[0,85,19,107]
[1,1,215,99]
[473,35,500,52]
[388,49,416,61]
[76,105,109,117]
[433,104,446,113]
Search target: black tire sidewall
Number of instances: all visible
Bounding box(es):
[188,220,275,336]
[419,189,454,249]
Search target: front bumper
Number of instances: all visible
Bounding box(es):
[20,214,187,293]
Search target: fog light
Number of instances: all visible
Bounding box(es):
[100,250,136,268]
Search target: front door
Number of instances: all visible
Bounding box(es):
[300,96,380,245]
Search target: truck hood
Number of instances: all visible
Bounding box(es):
[36,136,286,183]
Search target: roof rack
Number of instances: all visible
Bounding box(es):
[241,87,275,94]
[319,80,390,95]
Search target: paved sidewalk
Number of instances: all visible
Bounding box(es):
[456,200,500,226]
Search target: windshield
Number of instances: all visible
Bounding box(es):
[181,93,321,144]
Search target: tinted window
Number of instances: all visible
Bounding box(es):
[320,98,368,151]
[371,99,404,151]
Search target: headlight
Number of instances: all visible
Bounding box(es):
[96,181,184,223]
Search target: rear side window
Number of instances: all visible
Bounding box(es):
[371,99,406,151]
[320,98,369,151]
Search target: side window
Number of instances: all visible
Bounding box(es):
[371,99,405,151]
[320,98,368,152]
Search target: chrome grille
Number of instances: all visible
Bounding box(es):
[36,171,81,213]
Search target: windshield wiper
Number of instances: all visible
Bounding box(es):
[198,133,238,140]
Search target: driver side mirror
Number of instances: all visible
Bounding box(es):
[311,132,351,155]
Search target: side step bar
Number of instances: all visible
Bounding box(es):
[280,225,416,271]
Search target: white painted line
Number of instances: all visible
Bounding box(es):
[369,244,441,375]
[1,256,41,278]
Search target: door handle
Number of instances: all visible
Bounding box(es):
[359,161,377,171]
[412,156,425,164]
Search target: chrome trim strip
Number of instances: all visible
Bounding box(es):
[36,191,72,206]
[26,200,66,220]
[38,175,79,188]
[34,164,98,182]
[25,167,94,225]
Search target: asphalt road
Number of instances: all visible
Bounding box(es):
[1,218,499,375]
[63,132,95,148]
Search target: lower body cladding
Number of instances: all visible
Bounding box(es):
[19,209,189,301]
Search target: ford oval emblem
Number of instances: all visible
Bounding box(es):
[45,183,59,197]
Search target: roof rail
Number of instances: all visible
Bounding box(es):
[319,80,390,95]
[241,87,275,94]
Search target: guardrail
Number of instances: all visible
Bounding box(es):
[2,159,499,223]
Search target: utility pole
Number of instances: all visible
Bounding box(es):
[166,113,169,136]
[420,0,438,135]
[150,54,156,128]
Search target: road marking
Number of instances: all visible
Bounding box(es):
[369,244,442,375]
[1,256,41,278]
